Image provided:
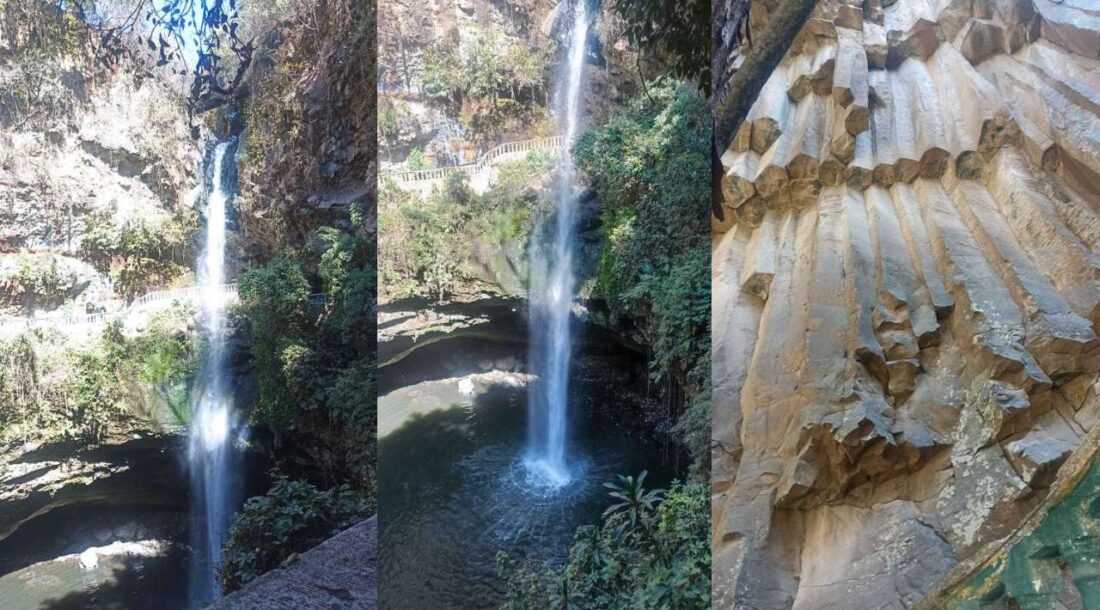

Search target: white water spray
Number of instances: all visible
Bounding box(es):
[526,0,589,488]
[189,141,241,605]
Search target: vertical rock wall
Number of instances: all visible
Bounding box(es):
[711,0,1100,607]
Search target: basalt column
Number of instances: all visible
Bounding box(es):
[711,1,1100,608]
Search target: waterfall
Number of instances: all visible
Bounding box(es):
[188,140,242,605]
[526,0,588,488]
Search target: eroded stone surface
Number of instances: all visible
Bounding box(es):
[211,517,378,610]
[713,0,1100,607]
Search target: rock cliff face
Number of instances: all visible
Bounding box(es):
[711,0,1100,607]
[0,6,202,313]
[378,0,637,167]
[236,0,375,258]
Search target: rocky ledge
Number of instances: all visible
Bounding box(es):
[211,516,378,610]
[0,435,187,544]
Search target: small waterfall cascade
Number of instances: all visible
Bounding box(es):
[188,140,242,606]
[526,0,589,488]
[431,114,467,166]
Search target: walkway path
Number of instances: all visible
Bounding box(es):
[379,136,563,195]
[0,283,239,338]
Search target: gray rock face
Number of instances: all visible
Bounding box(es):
[712,0,1100,608]
[0,49,201,313]
[0,73,199,248]
[211,517,378,610]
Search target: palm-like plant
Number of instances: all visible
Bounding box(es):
[602,471,665,530]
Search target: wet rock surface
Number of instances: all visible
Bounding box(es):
[377,298,526,367]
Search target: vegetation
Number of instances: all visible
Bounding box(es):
[609,0,710,89]
[237,255,312,431]
[229,210,376,587]
[83,205,196,300]
[574,81,711,473]
[500,480,709,609]
[419,23,550,143]
[236,204,376,497]
[218,472,368,592]
[0,0,89,129]
[224,0,376,590]
[0,255,79,312]
[378,151,552,302]
[493,79,710,610]
[0,305,198,446]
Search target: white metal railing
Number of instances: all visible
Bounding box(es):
[1,283,239,332]
[381,136,564,186]
[130,283,238,309]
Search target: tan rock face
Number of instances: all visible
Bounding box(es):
[711,0,1100,607]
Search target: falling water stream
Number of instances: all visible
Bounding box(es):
[526,0,589,489]
[188,140,242,606]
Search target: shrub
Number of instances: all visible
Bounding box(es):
[238,255,312,432]
[2,254,79,311]
[0,307,196,446]
[81,205,196,299]
[236,228,376,496]
[377,151,552,302]
[500,481,710,609]
[70,348,128,444]
[218,473,368,592]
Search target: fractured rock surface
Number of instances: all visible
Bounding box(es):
[712,0,1100,607]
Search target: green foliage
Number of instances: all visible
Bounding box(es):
[378,151,552,301]
[218,472,368,593]
[0,334,42,446]
[323,358,377,495]
[603,471,665,529]
[420,24,549,142]
[236,226,376,495]
[71,340,128,444]
[229,217,377,595]
[114,221,192,299]
[500,481,710,610]
[0,308,197,446]
[407,147,426,171]
[2,254,79,311]
[379,100,399,141]
[82,204,195,299]
[313,223,378,499]
[238,256,312,432]
[574,81,711,473]
[610,0,710,89]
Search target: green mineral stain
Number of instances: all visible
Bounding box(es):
[942,459,1100,608]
